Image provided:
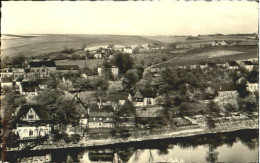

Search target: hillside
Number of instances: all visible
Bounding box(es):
[1,34,161,58]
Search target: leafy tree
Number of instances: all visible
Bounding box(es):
[112,53,134,74]
[123,69,140,90]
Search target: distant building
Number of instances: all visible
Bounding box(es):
[28,61,56,78]
[97,66,119,77]
[94,53,103,59]
[240,61,258,71]
[247,82,258,92]
[123,46,133,54]
[226,61,239,70]
[220,40,228,46]
[13,105,52,140]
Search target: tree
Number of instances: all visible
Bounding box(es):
[123,69,140,90]
[112,53,134,74]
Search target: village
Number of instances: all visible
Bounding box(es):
[1,39,259,159]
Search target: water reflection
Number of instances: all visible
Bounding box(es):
[4,129,258,163]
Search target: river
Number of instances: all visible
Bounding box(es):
[3,129,258,163]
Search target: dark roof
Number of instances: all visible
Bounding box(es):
[107,92,129,102]
[215,83,236,91]
[21,81,39,92]
[88,153,114,162]
[228,61,239,66]
[133,91,143,99]
[56,65,79,70]
[29,61,56,67]
[1,77,13,83]
[88,105,114,117]
[243,61,253,65]
[15,105,50,121]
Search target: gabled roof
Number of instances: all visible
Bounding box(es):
[15,105,50,121]
[88,105,114,118]
[107,92,129,102]
[29,61,56,67]
[133,90,143,99]
[56,65,79,70]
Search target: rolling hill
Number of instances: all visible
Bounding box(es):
[1,34,162,58]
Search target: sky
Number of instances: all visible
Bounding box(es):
[1,1,258,36]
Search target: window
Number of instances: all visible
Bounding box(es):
[29,115,34,119]
[42,69,45,72]
[29,130,33,136]
[99,118,102,121]
[99,123,102,127]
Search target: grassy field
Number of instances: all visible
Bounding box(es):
[1,34,160,58]
[153,45,258,68]
[55,59,103,69]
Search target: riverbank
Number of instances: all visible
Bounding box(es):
[7,118,258,152]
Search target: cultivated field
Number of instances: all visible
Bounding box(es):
[153,45,258,68]
[1,34,160,58]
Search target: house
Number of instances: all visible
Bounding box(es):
[211,40,219,46]
[1,77,14,88]
[94,52,103,59]
[19,81,40,95]
[135,106,164,128]
[104,92,132,107]
[215,60,226,68]
[1,68,13,78]
[97,66,119,77]
[28,60,56,78]
[13,105,52,140]
[240,61,258,71]
[226,61,239,70]
[246,82,258,92]
[220,40,228,46]
[87,106,116,129]
[13,68,25,79]
[117,100,136,128]
[132,90,156,107]
[177,65,187,69]
[190,64,197,69]
[213,83,238,108]
[199,62,208,69]
[56,65,80,74]
[123,46,133,54]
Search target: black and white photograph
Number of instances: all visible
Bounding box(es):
[1,1,259,162]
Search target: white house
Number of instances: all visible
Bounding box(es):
[14,105,52,140]
[247,82,258,92]
[123,46,133,54]
[94,53,103,59]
